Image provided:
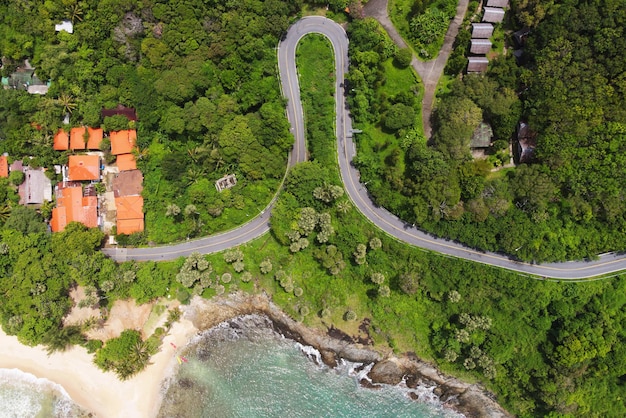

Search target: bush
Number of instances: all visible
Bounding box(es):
[85,339,103,354]
[9,170,25,186]
[176,288,190,304]
[394,48,413,68]
[344,310,357,321]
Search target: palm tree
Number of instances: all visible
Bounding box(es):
[56,93,77,114]
[66,2,84,23]
[0,204,11,223]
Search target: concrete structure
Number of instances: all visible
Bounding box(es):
[55,20,74,34]
[470,39,492,55]
[471,23,494,39]
[19,167,52,205]
[215,174,237,192]
[467,57,489,73]
[483,7,505,23]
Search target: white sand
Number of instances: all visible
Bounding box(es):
[0,317,197,417]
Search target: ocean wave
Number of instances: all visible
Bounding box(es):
[0,368,86,418]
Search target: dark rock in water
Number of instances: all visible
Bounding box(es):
[408,392,419,400]
[320,349,337,368]
[368,360,404,386]
[359,378,382,389]
[433,387,443,397]
[178,378,194,389]
[195,346,211,362]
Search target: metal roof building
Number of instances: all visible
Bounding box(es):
[472,23,494,39]
[470,39,493,55]
[483,7,506,23]
[467,57,489,73]
[486,0,509,8]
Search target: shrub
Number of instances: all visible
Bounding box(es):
[394,48,413,68]
[85,339,103,354]
[240,271,253,282]
[294,287,303,297]
[300,306,310,317]
[344,310,357,321]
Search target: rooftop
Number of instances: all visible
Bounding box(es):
[102,104,137,121]
[0,156,7,178]
[470,122,494,148]
[467,56,489,73]
[115,195,144,235]
[483,7,506,23]
[70,127,103,150]
[110,130,137,155]
[54,20,74,34]
[68,155,100,181]
[54,129,69,150]
[116,153,137,171]
[18,167,52,205]
[51,184,98,232]
[112,169,143,197]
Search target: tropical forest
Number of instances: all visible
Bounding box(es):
[0,0,625,417]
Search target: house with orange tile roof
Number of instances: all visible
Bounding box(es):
[70,127,104,150]
[0,156,8,178]
[53,129,69,150]
[51,184,98,232]
[115,195,144,234]
[116,153,137,171]
[110,130,137,155]
[68,155,100,181]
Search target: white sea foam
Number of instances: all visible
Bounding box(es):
[0,368,83,418]
[295,342,323,366]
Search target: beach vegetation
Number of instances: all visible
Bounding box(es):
[94,330,155,380]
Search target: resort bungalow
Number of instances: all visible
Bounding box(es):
[70,127,104,151]
[471,23,494,39]
[115,196,144,235]
[0,156,8,178]
[470,39,493,55]
[110,130,137,155]
[483,7,505,23]
[467,57,489,73]
[102,104,137,121]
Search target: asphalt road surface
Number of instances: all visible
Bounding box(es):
[103,17,626,280]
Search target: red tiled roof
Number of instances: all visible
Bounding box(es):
[110,130,137,155]
[115,195,144,234]
[68,155,100,181]
[69,127,104,150]
[116,153,137,171]
[54,129,69,150]
[0,156,8,178]
[51,185,98,232]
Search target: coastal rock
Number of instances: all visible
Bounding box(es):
[184,294,513,418]
[368,359,404,386]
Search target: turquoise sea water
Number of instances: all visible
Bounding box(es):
[158,315,460,418]
[0,368,87,418]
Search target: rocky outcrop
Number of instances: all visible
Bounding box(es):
[183,293,512,418]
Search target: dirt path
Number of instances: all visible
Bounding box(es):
[363,0,470,139]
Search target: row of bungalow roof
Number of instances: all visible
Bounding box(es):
[50,128,144,235]
[467,0,508,73]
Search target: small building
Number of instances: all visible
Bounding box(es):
[0,156,8,178]
[515,122,537,164]
[115,195,144,235]
[51,184,98,232]
[70,127,104,150]
[486,0,509,7]
[471,23,494,39]
[116,153,137,171]
[2,65,49,94]
[68,155,100,181]
[215,174,237,192]
[483,7,505,23]
[18,167,52,205]
[467,57,489,73]
[470,39,493,55]
[513,27,531,47]
[54,129,70,150]
[470,123,493,149]
[55,20,74,34]
[112,170,143,197]
[102,104,137,121]
[110,130,137,155]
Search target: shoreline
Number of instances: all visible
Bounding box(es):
[0,293,511,418]
[0,317,197,418]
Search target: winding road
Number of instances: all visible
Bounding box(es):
[103,17,626,280]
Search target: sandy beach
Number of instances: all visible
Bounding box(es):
[0,317,197,417]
